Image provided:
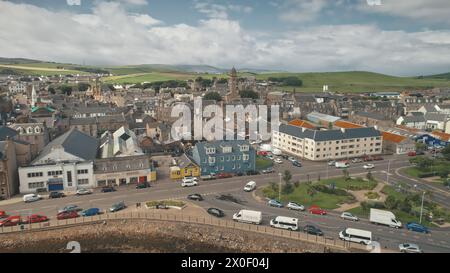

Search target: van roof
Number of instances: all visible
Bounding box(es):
[345,228,372,238]
[274,216,298,223]
[246,181,256,185]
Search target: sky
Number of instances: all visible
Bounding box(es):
[1,0,450,76]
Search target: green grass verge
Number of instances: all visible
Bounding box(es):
[146,200,186,208]
[256,156,273,170]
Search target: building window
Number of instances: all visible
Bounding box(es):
[78,179,89,185]
[67,171,72,183]
[27,172,43,178]
[77,169,89,174]
[28,182,44,189]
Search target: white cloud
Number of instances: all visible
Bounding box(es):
[66,0,81,6]
[194,1,253,19]
[279,0,328,23]
[0,1,450,76]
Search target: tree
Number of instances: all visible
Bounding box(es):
[78,83,90,92]
[239,90,259,100]
[48,87,55,94]
[60,85,72,96]
[441,145,450,161]
[282,170,292,184]
[385,196,398,210]
[203,92,222,101]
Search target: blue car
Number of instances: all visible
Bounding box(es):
[406,222,429,234]
[292,160,302,167]
[80,208,100,217]
[268,199,283,208]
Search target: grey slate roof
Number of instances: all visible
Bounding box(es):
[425,113,448,122]
[402,115,426,123]
[0,126,17,140]
[278,124,381,141]
[33,128,99,164]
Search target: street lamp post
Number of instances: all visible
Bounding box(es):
[419,191,426,224]
[278,173,282,201]
[386,159,392,185]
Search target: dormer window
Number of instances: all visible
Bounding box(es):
[34,126,41,133]
[222,146,232,153]
[239,145,249,152]
[27,127,33,134]
[205,147,216,155]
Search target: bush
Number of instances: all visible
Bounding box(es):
[294,181,300,188]
[282,183,294,195]
[418,172,437,178]
[311,184,348,196]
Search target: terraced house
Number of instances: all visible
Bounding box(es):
[191,140,256,176]
[272,124,382,161]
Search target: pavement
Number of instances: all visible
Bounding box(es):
[1,154,449,253]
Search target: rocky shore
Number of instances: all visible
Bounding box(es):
[0,219,347,253]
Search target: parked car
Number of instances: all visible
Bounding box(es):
[341,212,359,221]
[274,158,283,164]
[287,202,305,211]
[80,208,101,217]
[406,222,430,234]
[0,210,7,218]
[76,188,92,195]
[23,193,42,203]
[181,180,198,187]
[288,156,296,162]
[235,172,244,177]
[292,160,302,167]
[136,182,150,189]
[244,181,257,192]
[246,170,259,176]
[101,186,116,193]
[218,173,233,179]
[372,156,383,161]
[267,199,283,208]
[187,194,204,201]
[303,225,323,236]
[327,160,336,166]
[207,208,225,218]
[351,158,363,163]
[399,243,423,253]
[309,206,327,215]
[363,164,375,169]
[58,205,82,214]
[57,211,79,220]
[0,216,21,227]
[25,215,48,223]
[408,151,417,157]
[182,176,199,183]
[262,168,274,174]
[49,191,65,199]
[110,201,126,212]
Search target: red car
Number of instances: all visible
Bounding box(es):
[372,156,383,161]
[25,214,49,223]
[408,151,417,157]
[57,211,79,220]
[0,216,22,227]
[309,206,327,215]
[257,151,269,156]
[0,210,7,218]
[218,173,233,179]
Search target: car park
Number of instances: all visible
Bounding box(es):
[181,180,198,187]
[58,205,82,214]
[76,188,92,195]
[268,199,283,208]
[341,212,359,221]
[303,225,323,236]
[207,208,225,218]
[101,186,116,193]
[80,208,101,217]
[57,211,79,220]
[406,222,429,234]
[363,164,375,169]
[399,243,423,253]
[49,191,65,199]
[187,194,204,201]
[286,202,305,211]
[25,215,48,223]
[110,201,126,212]
[309,205,326,215]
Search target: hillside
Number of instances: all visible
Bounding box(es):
[423,72,450,80]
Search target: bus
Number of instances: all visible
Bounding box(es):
[339,228,372,245]
[270,216,299,231]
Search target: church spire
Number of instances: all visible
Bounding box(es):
[31,85,37,107]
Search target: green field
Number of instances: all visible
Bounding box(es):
[0,64,89,76]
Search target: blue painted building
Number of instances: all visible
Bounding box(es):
[415,134,449,147]
[191,140,256,176]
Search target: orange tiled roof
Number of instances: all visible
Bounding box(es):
[382,131,407,143]
[395,125,420,134]
[334,120,364,129]
[288,119,316,129]
[432,131,450,142]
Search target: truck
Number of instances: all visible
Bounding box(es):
[335,161,349,168]
[232,210,262,225]
[369,208,402,228]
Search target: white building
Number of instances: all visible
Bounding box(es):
[8,81,28,95]
[18,128,98,193]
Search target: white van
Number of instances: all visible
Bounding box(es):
[233,210,262,225]
[244,181,256,192]
[339,228,372,245]
[270,216,299,231]
[23,193,42,203]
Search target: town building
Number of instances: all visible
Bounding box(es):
[0,139,18,199]
[381,131,416,155]
[272,124,382,161]
[170,154,200,180]
[9,122,49,159]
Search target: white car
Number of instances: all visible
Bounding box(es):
[287,202,305,211]
[274,158,283,164]
[341,212,359,221]
[288,157,296,163]
[181,180,198,187]
[23,194,42,203]
[328,160,336,166]
[363,164,375,169]
[76,188,92,195]
[399,243,423,253]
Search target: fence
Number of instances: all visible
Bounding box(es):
[0,211,366,252]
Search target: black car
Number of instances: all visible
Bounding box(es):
[236,172,244,177]
[207,208,225,218]
[49,191,65,199]
[136,182,150,189]
[187,194,204,201]
[101,186,116,193]
[292,161,302,167]
[246,170,259,176]
[303,225,323,236]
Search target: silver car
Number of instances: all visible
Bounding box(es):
[399,243,423,253]
[287,202,305,211]
[340,212,359,221]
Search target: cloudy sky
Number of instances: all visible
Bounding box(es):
[1,0,450,76]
